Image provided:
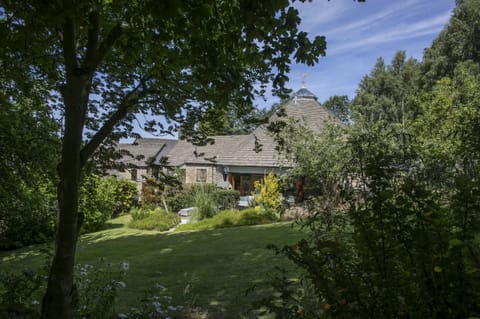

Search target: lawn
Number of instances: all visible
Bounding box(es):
[0,217,307,318]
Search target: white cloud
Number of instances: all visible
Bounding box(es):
[329,10,452,54]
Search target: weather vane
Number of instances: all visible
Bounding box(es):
[301,72,310,88]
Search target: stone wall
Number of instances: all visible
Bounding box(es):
[184,165,224,184]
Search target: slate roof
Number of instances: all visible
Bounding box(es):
[155,88,341,167]
[118,138,177,167]
[273,91,342,132]
[121,88,341,168]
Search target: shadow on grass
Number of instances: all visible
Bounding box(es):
[1,222,305,317]
[75,222,305,316]
[103,222,124,229]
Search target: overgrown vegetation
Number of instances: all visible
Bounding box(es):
[162,184,240,216]
[128,207,180,231]
[253,172,284,215]
[79,175,138,233]
[257,2,480,317]
[175,206,278,232]
[0,96,59,250]
[190,184,218,220]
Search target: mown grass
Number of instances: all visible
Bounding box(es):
[0,215,306,317]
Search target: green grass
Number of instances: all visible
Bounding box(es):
[0,215,306,317]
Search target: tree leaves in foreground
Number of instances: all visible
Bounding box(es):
[257,66,480,317]
[256,3,480,315]
[0,95,59,250]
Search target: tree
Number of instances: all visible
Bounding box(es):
[422,0,480,88]
[0,92,60,250]
[323,94,351,123]
[196,104,270,136]
[0,1,327,317]
[351,51,421,126]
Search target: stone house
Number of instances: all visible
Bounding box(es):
[113,88,341,198]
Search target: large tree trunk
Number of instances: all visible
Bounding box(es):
[41,78,86,318]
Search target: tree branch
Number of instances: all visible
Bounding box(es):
[62,14,77,80]
[85,9,100,72]
[92,23,123,70]
[79,85,143,166]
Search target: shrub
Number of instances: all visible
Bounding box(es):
[79,174,113,233]
[175,206,278,232]
[130,207,153,221]
[165,187,192,213]
[141,177,164,207]
[253,172,283,214]
[109,177,139,218]
[0,268,45,317]
[216,189,240,210]
[238,206,278,225]
[128,207,180,231]
[79,175,139,233]
[0,179,57,250]
[191,184,217,220]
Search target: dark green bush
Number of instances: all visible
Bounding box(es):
[79,175,139,233]
[216,189,240,210]
[0,268,45,317]
[0,180,57,250]
[165,186,241,214]
[165,188,192,213]
[128,208,180,231]
[109,177,139,217]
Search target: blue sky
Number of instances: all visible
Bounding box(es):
[282,0,456,104]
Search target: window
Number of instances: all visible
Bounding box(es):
[230,173,265,195]
[130,169,137,181]
[196,168,207,183]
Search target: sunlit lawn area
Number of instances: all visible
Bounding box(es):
[0,217,306,317]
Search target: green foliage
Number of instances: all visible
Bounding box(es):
[422,0,480,88]
[264,120,480,318]
[128,208,180,231]
[79,175,139,233]
[275,120,348,201]
[110,178,139,218]
[0,269,45,317]
[0,180,57,250]
[253,172,283,213]
[141,177,164,207]
[165,186,240,214]
[175,206,278,232]
[216,189,241,210]
[74,260,128,319]
[264,31,480,317]
[165,189,193,213]
[351,51,421,124]
[130,207,153,222]
[197,105,270,136]
[0,95,59,250]
[323,94,351,123]
[191,184,218,220]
